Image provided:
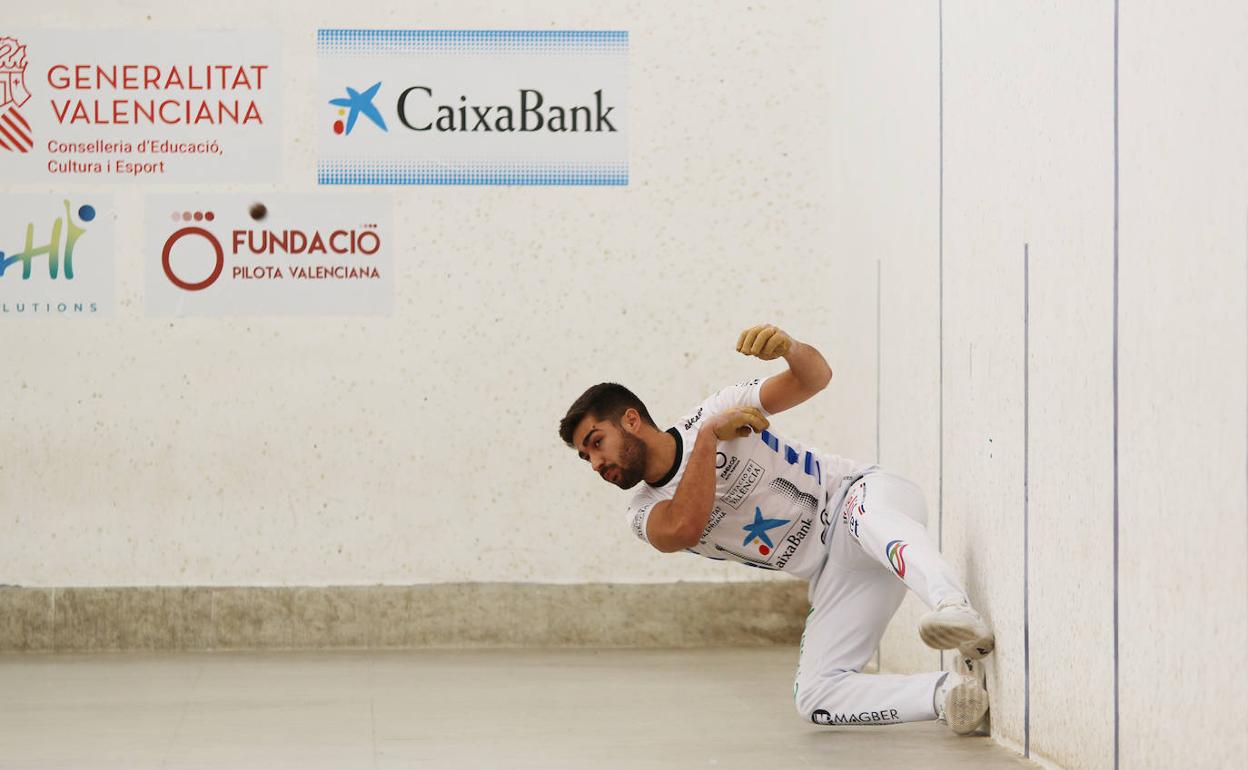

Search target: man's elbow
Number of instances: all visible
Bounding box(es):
[669,520,703,551]
[657,514,704,552]
[805,366,832,394]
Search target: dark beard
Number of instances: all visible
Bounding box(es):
[611,430,648,489]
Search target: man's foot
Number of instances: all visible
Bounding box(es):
[936,657,989,735]
[919,597,995,659]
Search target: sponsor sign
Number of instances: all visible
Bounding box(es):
[722,459,764,509]
[699,505,728,543]
[145,194,392,316]
[841,486,864,539]
[683,407,703,431]
[317,29,628,185]
[0,195,113,316]
[886,539,908,578]
[0,31,280,182]
[811,708,901,726]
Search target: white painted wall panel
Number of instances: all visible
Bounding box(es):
[1020,3,1117,767]
[941,0,1030,750]
[820,0,945,678]
[1119,2,1248,769]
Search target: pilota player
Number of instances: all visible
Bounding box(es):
[559,324,995,733]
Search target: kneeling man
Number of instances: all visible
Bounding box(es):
[558,324,995,734]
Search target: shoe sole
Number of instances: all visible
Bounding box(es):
[946,678,989,735]
[919,614,995,659]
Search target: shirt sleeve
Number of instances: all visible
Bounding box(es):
[624,489,662,545]
[700,377,769,417]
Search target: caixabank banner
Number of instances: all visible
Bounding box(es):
[0,195,114,317]
[145,194,393,317]
[317,29,628,186]
[0,31,280,183]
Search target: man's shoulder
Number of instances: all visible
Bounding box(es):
[677,404,709,433]
[626,484,670,517]
[701,379,765,415]
[677,379,760,431]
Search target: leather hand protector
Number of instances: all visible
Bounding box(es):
[711,406,770,440]
[736,324,793,361]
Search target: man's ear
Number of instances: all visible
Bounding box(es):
[621,407,641,433]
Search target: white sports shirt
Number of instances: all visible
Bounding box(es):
[625,379,867,579]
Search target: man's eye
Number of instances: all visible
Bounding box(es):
[594,439,602,448]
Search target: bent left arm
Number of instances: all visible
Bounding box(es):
[736,324,832,415]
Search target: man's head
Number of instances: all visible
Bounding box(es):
[559,383,658,489]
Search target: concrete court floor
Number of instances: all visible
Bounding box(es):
[0,648,1037,769]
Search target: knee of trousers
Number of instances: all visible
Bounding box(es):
[867,473,929,527]
[793,669,855,722]
[908,503,929,527]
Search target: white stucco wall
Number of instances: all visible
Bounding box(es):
[2,1,858,587]
[3,3,1246,768]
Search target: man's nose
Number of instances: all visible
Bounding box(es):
[591,456,606,473]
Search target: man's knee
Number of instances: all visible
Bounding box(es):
[906,500,929,527]
[876,474,929,526]
[794,687,817,721]
[793,670,853,724]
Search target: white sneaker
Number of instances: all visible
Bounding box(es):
[936,657,989,735]
[919,598,995,659]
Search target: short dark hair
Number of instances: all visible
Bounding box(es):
[559,383,657,446]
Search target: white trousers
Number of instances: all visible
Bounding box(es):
[793,470,966,726]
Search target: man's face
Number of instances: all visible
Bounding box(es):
[571,412,648,489]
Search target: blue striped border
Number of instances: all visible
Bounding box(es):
[318,160,627,186]
[317,29,628,55]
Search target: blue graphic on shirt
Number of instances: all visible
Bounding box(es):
[759,430,822,484]
[742,507,790,549]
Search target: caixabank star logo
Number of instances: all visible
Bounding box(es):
[0,36,34,153]
[328,82,387,136]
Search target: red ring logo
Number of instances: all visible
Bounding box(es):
[162,227,223,291]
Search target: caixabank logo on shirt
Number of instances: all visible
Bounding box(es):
[317,30,628,186]
[146,194,392,317]
[711,504,813,571]
[0,195,114,316]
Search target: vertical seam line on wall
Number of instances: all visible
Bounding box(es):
[1024,243,1031,758]
[876,257,882,672]
[877,258,882,465]
[938,0,946,674]
[1113,1,1121,768]
[938,0,945,554]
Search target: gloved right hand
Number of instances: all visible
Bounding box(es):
[708,406,770,440]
